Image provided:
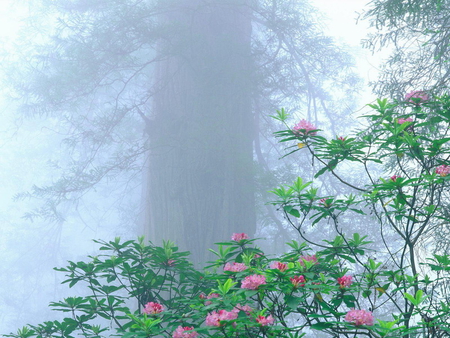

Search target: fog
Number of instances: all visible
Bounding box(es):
[0,0,381,334]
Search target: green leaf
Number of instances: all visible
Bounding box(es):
[362,289,372,298]
[314,166,328,178]
[217,278,237,295]
[271,108,289,122]
[404,290,426,306]
[423,205,437,214]
[284,205,301,218]
[284,295,303,310]
[310,322,335,330]
[337,254,356,263]
[368,258,382,271]
[314,159,339,179]
[342,294,356,308]
[291,177,312,192]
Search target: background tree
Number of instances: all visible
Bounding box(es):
[362,0,450,97]
[3,0,361,265]
[143,0,255,261]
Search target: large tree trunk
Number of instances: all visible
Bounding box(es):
[142,0,255,265]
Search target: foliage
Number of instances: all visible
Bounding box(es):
[2,234,448,337]
[5,94,450,337]
[272,93,450,336]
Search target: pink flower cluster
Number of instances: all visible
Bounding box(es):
[436,165,450,177]
[205,309,238,327]
[143,302,164,315]
[345,309,374,326]
[290,275,306,288]
[241,274,266,290]
[234,304,253,315]
[172,326,199,338]
[292,119,317,136]
[390,175,400,182]
[337,275,353,288]
[231,233,249,242]
[256,314,275,326]
[299,254,318,266]
[405,90,429,104]
[269,261,288,272]
[205,305,262,327]
[397,117,413,124]
[224,262,248,272]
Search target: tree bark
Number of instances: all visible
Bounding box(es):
[142,0,255,265]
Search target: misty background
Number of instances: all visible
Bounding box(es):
[0,0,385,334]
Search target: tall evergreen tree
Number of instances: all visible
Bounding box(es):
[142,0,255,261]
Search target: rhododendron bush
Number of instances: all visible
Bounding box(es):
[5,94,450,338]
[271,93,450,336]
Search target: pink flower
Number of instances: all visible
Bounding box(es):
[345,309,374,326]
[233,304,253,315]
[143,302,164,315]
[205,310,238,327]
[241,274,266,290]
[390,175,400,182]
[290,275,306,288]
[292,119,317,136]
[205,312,221,326]
[299,254,318,266]
[205,293,220,305]
[256,314,275,326]
[337,275,353,288]
[224,262,248,272]
[220,310,239,321]
[319,198,332,207]
[231,233,249,241]
[397,117,414,124]
[269,261,288,272]
[436,165,450,177]
[337,136,346,141]
[207,293,220,299]
[405,91,429,105]
[164,259,176,267]
[230,304,254,321]
[172,326,199,338]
